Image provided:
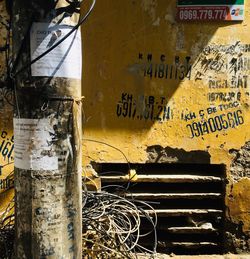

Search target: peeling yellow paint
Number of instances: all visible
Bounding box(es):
[0,0,250,244]
[226,178,250,233]
[81,0,250,235]
[0,1,13,202]
[82,0,250,164]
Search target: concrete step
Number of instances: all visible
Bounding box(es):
[144,209,223,217]
[101,174,222,183]
[125,193,222,199]
[168,242,219,248]
[167,226,218,234]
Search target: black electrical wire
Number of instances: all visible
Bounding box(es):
[0,197,15,259]
[82,138,131,169]
[0,18,11,90]
[5,21,10,80]
[82,138,139,191]
[82,189,158,258]
[10,17,35,78]
[11,0,96,77]
[0,185,158,258]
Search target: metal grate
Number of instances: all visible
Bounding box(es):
[95,163,226,255]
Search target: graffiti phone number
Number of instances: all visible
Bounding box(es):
[186,110,244,138]
[116,93,172,122]
[0,131,14,161]
[178,7,227,21]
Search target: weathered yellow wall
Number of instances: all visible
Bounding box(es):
[0,0,250,250]
[82,0,249,163]
[81,0,250,236]
[0,0,14,218]
[227,178,250,232]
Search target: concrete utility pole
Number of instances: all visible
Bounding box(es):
[12,0,82,258]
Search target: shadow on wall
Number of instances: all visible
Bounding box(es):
[146,145,211,163]
[81,0,243,131]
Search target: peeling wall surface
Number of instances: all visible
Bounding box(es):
[0,0,14,219]
[80,0,250,252]
[0,0,250,254]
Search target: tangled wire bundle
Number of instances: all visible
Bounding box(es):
[0,198,15,259]
[0,189,157,258]
[82,191,157,258]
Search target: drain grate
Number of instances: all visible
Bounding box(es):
[95,163,226,255]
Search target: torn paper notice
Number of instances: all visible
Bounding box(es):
[30,22,82,79]
[14,118,58,170]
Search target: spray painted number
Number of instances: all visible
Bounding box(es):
[116,93,172,122]
[0,131,14,160]
[41,247,55,256]
[186,110,244,138]
[144,63,192,80]
[117,102,171,121]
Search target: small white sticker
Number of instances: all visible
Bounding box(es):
[30,22,82,79]
[14,118,58,170]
